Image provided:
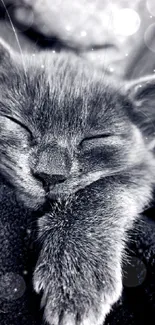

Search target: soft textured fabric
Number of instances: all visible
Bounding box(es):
[0,178,41,325]
[106,210,155,325]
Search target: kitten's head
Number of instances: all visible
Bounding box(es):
[0,39,155,210]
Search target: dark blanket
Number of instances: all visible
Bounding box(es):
[106,209,155,325]
[0,179,155,325]
[0,178,41,325]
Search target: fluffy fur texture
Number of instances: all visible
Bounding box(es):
[0,40,155,325]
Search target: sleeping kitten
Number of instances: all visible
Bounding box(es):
[0,39,155,325]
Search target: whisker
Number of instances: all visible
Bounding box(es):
[0,0,27,77]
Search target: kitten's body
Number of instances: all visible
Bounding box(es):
[0,41,155,325]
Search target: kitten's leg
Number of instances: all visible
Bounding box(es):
[33,170,153,325]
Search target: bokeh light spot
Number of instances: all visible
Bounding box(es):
[0,273,26,300]
[113,8,141,36]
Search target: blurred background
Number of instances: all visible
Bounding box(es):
[0,0,155,79]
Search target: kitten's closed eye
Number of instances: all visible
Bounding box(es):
[3,115,32,134]
[78,133,114,150]
[2,115,34,143]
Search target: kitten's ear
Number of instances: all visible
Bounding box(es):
[125,75,155,150]
[0,39,13,66]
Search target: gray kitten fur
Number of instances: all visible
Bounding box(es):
[0,40,155,325]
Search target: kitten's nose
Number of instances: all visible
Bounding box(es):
[32,144,71,190]
[34,172,67,189]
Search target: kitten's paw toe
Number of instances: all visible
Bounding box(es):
[44,306,107,325]
[33,264,47,294]
[37,280,122,325]
[33,263,122,325]
[33,278,45,293]
[43,297,114,325]
[45,309,76,325]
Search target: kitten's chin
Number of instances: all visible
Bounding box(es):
[47,190,72,203]
[47,179,87,201]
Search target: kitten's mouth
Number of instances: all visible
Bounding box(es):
[47,170,112,201]
[46,168,128,202]
[47,181,76,201]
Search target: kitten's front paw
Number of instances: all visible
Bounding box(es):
[33,257,122,325]
[42,287,122,325]
[44,299,112,325]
